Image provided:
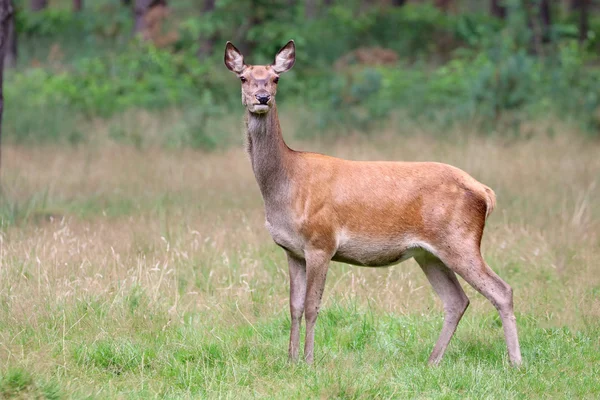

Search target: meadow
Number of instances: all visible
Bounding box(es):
[0,111,599,398]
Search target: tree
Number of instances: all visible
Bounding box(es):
[30,0,47,11]
[3,3,14,68]
[490,0,506,19]
[197,0,215,60]
[73,0,82,12]
[525,0,553,54]
[539,0,552,43]
[571,0,590,43]
[0,0,14,172]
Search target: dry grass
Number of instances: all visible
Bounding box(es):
[0,116,599,397]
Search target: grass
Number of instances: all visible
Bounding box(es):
[0,113,599,398]
[2,304,600,398]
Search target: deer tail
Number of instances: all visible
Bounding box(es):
[483,185,496,219]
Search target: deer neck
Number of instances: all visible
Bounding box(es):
[245,103,292,205]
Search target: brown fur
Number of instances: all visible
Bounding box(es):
[224,41,522,366]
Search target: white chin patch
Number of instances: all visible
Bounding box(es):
[250,105,270,114]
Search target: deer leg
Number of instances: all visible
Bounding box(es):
[415,253,470,365]
[441,251,522,366]
[303,250,330,364]
[287,252,306,362]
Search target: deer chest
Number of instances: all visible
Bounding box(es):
[265,216,305,258]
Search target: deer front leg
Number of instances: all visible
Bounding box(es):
[287,253,306,362]
[303,250,331,364]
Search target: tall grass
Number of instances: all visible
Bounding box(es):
[0,113,599,398]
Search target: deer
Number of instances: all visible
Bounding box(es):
[224,40,522,367]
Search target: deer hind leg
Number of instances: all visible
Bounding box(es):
[287,252,306,362]
[303,250,331,364]
[415,253,470,365]
[440,249,522,366]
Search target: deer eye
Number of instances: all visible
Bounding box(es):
[273,77,279,84]
[240,76,247,83]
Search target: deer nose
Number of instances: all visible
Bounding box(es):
[256,94,270,105]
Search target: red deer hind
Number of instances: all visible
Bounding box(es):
[224,40,522,366]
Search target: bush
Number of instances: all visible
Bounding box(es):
[4,1,599,145]
[4,43,237,144]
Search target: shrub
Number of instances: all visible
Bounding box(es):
[4,1,599,145]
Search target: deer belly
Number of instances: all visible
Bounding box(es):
[333,233,420,267]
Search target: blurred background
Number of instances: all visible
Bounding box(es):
[1,0,599,148]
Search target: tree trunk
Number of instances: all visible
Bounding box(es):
[579,0,589,43]
[391,0,407,6]
[571,0,590,43]
[525,0,553,54]
[30,0,47,11]
[540,0,552,43]
[3,9,14,68]
[0,0,14,174]
[201,0,215,17]
[122,0,131,5]
[197,0,215,60]
[73,0,82,12]
[490,0,506,19]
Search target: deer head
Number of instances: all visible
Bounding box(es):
[224,40,296,114]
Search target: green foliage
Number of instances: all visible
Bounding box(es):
[299,2,600,135]
[15,2,131,39]
[15,7,76,37]
[41,44,232,117]
[5,1,600,146]
[4,43,237,147]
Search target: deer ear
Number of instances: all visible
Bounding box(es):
[224,42,245,74]
[272,40,295,74]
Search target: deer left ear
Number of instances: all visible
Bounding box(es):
[224,41,246,74]
[272,40,295,74]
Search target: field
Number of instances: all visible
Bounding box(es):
[1,113,599,398]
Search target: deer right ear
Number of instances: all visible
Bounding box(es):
[272,40,295,74]
[224,42,245,74]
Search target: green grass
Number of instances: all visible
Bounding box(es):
[1,297,600,399]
